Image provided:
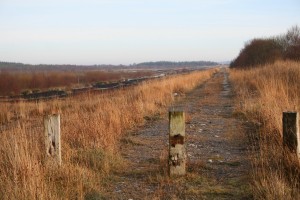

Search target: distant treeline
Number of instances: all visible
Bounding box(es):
[0,60,217,96]
[0,60,218,72]
[133,61,218,68]
[230,25,300,68]
[0,62,121,72]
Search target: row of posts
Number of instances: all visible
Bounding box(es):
[44,111,299,175]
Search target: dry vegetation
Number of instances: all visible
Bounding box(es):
[230,60,300,199]
[0,70,152,96]
[230,25,300,68]
[0,69,215,199]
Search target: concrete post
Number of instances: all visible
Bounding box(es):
[169,111,186,176]
[283,112,300,157]
[44,114,62,166]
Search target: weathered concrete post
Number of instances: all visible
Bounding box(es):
[169,110,186,176]
[44,114,62,166]
[283,112,300,157]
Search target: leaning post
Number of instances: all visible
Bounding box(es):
[44,114,62,166]
[283,111,300,158]
[169,110,186,176]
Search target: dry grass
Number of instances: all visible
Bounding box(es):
[0,70,153,96]
[0,69,215,199]
[230,60,300,199]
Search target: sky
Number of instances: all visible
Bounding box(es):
[0,0,299,65]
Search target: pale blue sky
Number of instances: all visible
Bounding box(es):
[0,0,299,65]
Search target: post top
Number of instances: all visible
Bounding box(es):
[283,111,298,114]
[169,106,185,112]
[45,113,60,117]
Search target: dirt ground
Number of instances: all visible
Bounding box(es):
[104,68,252,199]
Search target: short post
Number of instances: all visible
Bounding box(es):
[44,114,62,166]
[169,110,186,176]
[283,112,300,157]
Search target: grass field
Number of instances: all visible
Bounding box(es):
[0,69,215,199]
[230,60,300,199]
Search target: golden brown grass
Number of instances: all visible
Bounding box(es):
[230,60,300,199]
[0,69,215,199]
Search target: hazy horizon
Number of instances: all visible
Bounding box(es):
[0,60,221,66]
[1,0,299,65]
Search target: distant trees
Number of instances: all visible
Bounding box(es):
[230,25,300,68]
[135,61,218,68]
[0,61,218,72]
[282,26,300,60]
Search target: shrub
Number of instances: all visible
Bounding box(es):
[230,39,282,68]
[230,25,300,68]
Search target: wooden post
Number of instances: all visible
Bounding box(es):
[44,114,62,166]
[169,110,186,176]
[283,112,300,157]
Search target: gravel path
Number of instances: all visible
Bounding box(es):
[106,68,252,200]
